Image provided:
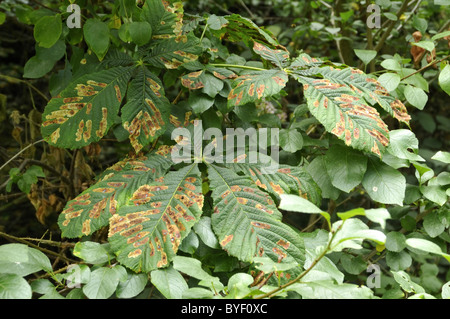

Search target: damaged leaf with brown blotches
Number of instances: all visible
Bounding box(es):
[208,164,305,266]
[108,164,203,272]
[58,150,173,238]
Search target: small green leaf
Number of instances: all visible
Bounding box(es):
[128,21,152,46]
[207,14,229,30]
[31,279,55,295]
[420,185,448,206]
[387,129,424,162]
[383,12,398,21]
[83,19,110,61]
[378,73,400,91]
[82,266,122,299]
[438,64,450,96]
[354,49,377,65]
[362,158,406,206]
[404,85,428,110]
[182,287,215,298]
[193,217,219,249]
[386,251,412,271]
[385,232,406,252]
[188,92,214,114]
[34,15,62,48]
[151,266,188,299]
[412,15,427,34]
[332,219,386,250]
[432,30,450,41]
[405,238,450,262]
[437,172,450,186]
[288,280,374,299]
[431,151,450,164]
[279,128,303,153]
[23,40,66,78]
[253,256,298,273]
[0,243,52,276]
[279,194,323,214]
[172,256,224,291]
[442,281,450,299]
[423,212,446,238]
[307,156,341,200]
[324,145,367,193]
[73,241,111,264]
[0,274,32,299]
[392,270,425,294]
[116,273,148,299]
[381,59,401,71]
[365,208,391,229]
[340,254,367,275]
[412,41,435,53]
[227,273,254,298]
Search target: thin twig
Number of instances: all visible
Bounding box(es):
[401,54,450,81]
[0,139,45,172]
[237,0,255,18]
[0,75,49,102]
[373,0,412,53]
[0,231,77,263]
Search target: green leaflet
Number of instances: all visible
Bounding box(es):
[144,33,202,69]
[41,66,134,149]
[208,164,305,266]
[108,164,204,273]
[210,14,281,49]
[121,67,170,153]
[180,66,237,94]
[229,163,321,206]
[228,69,288,107]
[292,69,391,157]
[58,151,173,238]
[141,0,184,39]
[314,66,410,124]
[252,41,290,69]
